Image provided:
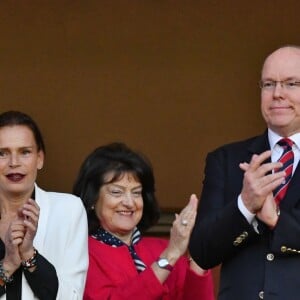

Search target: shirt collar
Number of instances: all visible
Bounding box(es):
[268,128,300,151]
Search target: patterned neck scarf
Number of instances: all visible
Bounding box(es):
[92,227,147,273]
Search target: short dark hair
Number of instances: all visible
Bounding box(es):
[0,111,45,153]
[73,142,160,234]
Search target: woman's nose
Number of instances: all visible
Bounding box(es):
[122,193,134,206]
[9,153,20,167]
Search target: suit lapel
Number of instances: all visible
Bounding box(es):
[34,184,50,254]
[247,130,270,160]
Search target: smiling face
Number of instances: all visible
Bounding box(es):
[261,47,300,137]
[95,172,143,244]
[0,125,44,199]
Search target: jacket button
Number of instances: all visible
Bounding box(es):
[241,231,248,238]
[281,246,287,252]
[258,290,264,299]
[236,237,242,243]
[266,253,274,261]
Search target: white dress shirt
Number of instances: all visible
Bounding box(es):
[238,129,300,226]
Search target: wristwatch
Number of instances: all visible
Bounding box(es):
[156,258,173,272]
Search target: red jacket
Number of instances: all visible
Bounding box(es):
[84,236,214,300]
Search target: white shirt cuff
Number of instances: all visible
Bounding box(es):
[237,194,256,224]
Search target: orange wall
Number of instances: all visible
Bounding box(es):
[2,1,292,208]
[2,1,300,296]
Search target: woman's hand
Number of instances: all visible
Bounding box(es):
[164,194,198,264]
[18,198,40,260]
[2,219,24,275]
[151,194,199,283]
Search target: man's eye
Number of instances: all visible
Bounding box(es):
[286,81,297,87]
[263,81,274,88]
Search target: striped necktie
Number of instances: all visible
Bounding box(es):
[273,138,294,205]
[130,229,147,272]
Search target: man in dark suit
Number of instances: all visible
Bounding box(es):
[189,45,300,300]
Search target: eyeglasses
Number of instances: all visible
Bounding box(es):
[259,79,300,91]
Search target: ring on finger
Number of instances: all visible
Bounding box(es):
[181,219,188,226]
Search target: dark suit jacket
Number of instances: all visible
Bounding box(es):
[189,131,300,300]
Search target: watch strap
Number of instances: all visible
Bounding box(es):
[156,257,173,272]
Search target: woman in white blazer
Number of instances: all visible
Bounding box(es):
[0,111,88,299]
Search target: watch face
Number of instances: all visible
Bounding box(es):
[157,258,173,271]
[158,258,168,267]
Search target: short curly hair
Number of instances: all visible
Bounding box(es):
[73,142,160,234]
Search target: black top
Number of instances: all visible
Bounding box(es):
[0,239,58,299]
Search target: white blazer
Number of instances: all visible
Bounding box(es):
[1,185,89,299]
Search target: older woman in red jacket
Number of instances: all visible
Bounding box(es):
[73,142,214,300]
